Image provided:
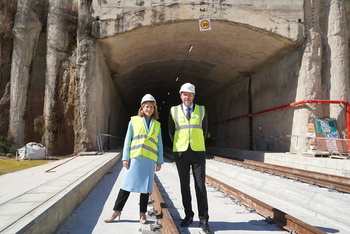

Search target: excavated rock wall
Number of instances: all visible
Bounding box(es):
[8,0,44,146]
[0,1,17,137]
[0,0,127,155]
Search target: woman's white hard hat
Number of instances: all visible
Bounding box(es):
[179,83,195,94]
[141,94,156,105]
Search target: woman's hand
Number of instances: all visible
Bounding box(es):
[123,160,129,169]
[155,163,162,171]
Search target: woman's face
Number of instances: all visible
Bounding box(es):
[142,102,154,117]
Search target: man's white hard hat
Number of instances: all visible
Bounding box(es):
[141,94,156,105]
[179,83,195,94]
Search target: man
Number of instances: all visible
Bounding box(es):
[168,83,211,233]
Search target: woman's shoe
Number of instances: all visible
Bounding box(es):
[140,212,147,224]
[104,211,121,223]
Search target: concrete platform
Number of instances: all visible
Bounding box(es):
[57,156,160,234]
[0,152,120,234]
[207,147,350,178]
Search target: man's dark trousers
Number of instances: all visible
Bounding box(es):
[175,148,209,221]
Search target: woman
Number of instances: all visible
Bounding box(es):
[104,94,163,224]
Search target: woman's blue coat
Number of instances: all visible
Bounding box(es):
[121,117,164,193]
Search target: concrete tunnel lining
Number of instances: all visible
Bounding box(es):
[96,20,301,127]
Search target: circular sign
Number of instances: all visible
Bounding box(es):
[200,20,210,30]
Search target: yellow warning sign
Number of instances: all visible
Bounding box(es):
[199,18,211,31]
[306,123,316,137]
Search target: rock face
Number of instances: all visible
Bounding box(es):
[0,0,16,137]
[327,0,350,137]
[291,0,324,153]
[8,0,43,146]
[1,0,125,155]
[43,0,77,155]
[0,0,349,155]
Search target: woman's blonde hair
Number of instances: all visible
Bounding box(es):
[138,102,159,120]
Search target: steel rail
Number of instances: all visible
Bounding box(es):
[244,158,350,185]
[212,156,350,194]
[151,180,179,234]
[206,175,327,234]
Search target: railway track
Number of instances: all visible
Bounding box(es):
[152,154,331,234]
[205,175,326,234]
[210,155,350,194]
[150,181,178,234]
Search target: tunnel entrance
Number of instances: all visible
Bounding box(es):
[96,20,301,149]
[98,21,298,114]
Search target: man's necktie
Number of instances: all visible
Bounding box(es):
[186,107,191,120]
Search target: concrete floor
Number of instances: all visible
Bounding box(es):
[1,150,349,234]
[57,157,287,234]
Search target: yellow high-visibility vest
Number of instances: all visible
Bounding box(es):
[170,105,206,152]
[129,116,160,162]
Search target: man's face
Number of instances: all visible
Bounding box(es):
[180,92,195,107]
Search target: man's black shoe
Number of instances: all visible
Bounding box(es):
[199,220,212,234]
[180,216,193,227]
